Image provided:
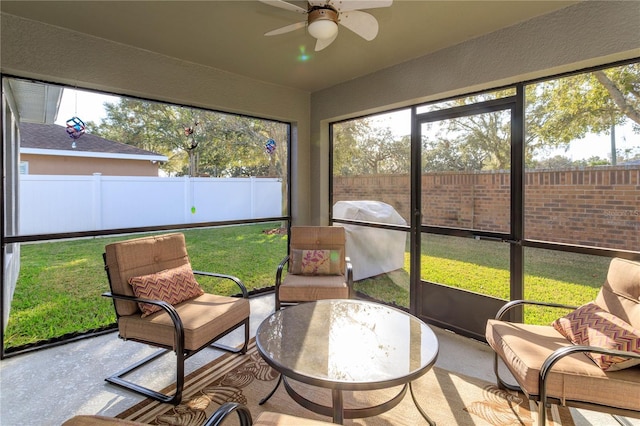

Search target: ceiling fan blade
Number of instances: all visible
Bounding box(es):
[259,0,307,15]
[314,32,338,51]
[308,0,328,6]
[265,21,307,36]
[330,0,392,12]
[339,10,379,41]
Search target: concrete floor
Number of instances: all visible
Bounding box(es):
[0,293,636,426]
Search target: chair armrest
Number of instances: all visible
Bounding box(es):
[102,291,182,319]
[204,402,252,426]
[539,344,640,405]
[192,271,249,298]
[102,292,185,351]
[275,255,290,287]
[495,299,578,321]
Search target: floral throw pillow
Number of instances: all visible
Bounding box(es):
[128,263,204,317]
[289,249,341,276]
[552,302,640,371]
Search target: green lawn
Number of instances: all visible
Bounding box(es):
[5,225,610,350]
[356,234,609,324]
[4,224,287,350]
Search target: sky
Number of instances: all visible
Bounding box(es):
[375,109,638,162]
[56,88,638,162]
[54,88,119,127]
[546,125,638,162]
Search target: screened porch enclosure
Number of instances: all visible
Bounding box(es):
[0,77,291,356]
[331,61,640,341]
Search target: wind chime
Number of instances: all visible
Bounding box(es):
[184,120,200,214]
[65,89,85,148]
[265,138,277,155]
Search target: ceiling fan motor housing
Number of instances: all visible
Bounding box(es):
[307,7,339,39]
[308,6,338,21]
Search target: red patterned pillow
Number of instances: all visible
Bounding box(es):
[289,249,341,275]
[128,263,204,317]
[552,302,640,371]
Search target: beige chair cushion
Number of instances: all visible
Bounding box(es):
[118,293,250,351]
[105,233,192,316]
[595,258,640,328]
[254,411,334,425]
[486,319,640,411]
[278,273,349,302]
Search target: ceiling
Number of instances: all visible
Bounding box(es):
[1,1,578,93]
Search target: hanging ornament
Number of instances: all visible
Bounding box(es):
[66,116,86,140]
[184,121,199,136]
[265,138,276,154]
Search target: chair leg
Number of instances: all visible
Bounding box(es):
[211,318,250,354]
[105,348,185,405]
[495,352,548,426]
[493,352,522,392]
[242,317,249,353]
[107,319,249,404]
[538,398,547,426]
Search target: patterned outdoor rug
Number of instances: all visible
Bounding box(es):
[116,340,574,425]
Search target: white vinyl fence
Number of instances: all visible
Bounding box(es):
[19,174,283,234]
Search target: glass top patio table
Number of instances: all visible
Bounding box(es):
[255,299,439,424]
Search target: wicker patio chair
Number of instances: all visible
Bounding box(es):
[102,233,250,405]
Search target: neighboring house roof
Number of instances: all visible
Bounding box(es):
[19,122,167,162]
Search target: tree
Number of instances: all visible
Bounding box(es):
[422,106,512,171]
[528,63,640,156]
[579,156,610,167]
[92,99,288,180]
[594,67,640,126]
[94,99,196,175]
[333,118,410,175]
[423,63,640,172]
[422,62,639,172]
[529,155,574,169]
[616,146,640,164]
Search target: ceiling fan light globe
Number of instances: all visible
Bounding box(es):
[308,20,338,40]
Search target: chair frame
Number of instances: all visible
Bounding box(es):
[205,402,252,426]
[493,299,640,426]
[103,256,250,405]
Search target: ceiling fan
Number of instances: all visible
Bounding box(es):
[260,0,393,51]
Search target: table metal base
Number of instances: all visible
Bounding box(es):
[259,374,435,425]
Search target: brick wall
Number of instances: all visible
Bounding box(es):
[333,166,639,251]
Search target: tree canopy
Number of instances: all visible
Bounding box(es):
[92,100,288,179]
[333,118,410,175]
[91,62,639,178]
[333,62,639,174]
